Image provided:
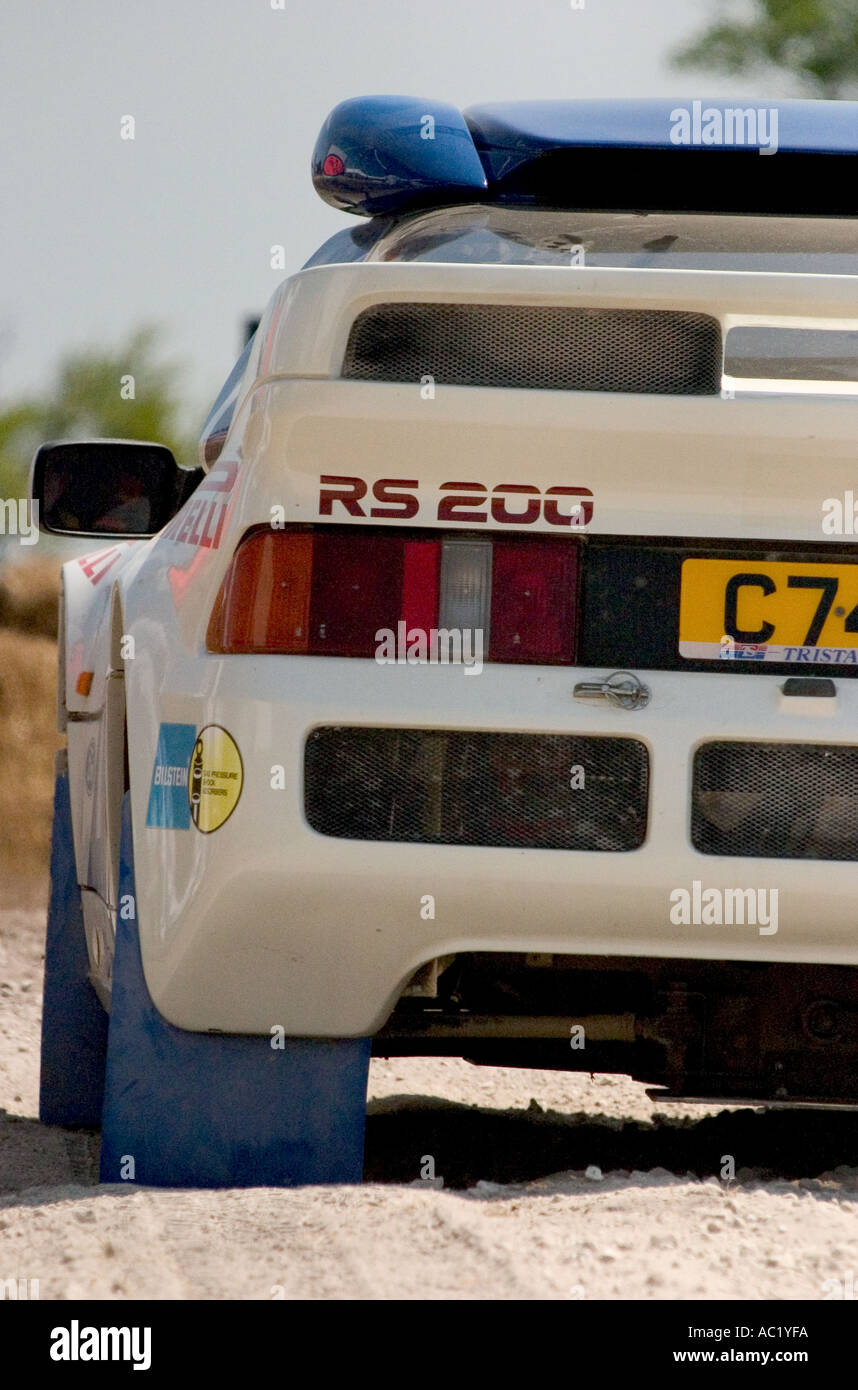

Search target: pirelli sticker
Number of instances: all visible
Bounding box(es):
[147,722,243,832]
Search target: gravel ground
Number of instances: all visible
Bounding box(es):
[3,906,858,1300]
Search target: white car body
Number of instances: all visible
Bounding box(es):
[59,254,858,1042]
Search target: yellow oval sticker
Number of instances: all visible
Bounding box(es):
[188,725,243,833]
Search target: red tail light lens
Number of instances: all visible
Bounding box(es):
[401,539,441,634]
[309,531,403,655]
[208,526,579,664]
[490,540,577,664]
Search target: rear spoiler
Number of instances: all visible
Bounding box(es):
[312,95,858,218]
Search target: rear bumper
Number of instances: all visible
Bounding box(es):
[130,659,858,1036]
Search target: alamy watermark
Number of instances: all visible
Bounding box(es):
[50,1322,151,1370]
[669,101,778,156]
[669,880,778,935]
[375,623,484,675]
[822,492,858,535]
[0,498,38,545]
[1,1276,38,1299]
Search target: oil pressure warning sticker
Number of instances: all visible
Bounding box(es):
[188,725,244,833]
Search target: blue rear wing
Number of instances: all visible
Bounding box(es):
[312,96,858,218]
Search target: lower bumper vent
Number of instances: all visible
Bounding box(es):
[305,728,648,851]
[692,741,858,860]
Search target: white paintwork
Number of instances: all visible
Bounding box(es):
[57,259,858,1034]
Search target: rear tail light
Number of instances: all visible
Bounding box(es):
[490,539,578,663]
[207,526,579,664]
[439,540,493,640]
[213,530,312,654]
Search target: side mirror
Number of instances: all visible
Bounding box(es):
[30,439,204,538]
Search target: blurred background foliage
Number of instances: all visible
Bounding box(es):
[672,0,858,97]
[0,326,198,507]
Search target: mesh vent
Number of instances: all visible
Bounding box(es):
[341,302,722,394]
[692,741,858,860]
[305,728,648,851]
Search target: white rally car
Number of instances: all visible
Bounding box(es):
[34,96,858,1186]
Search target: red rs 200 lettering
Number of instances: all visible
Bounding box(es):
[319,476,593,527]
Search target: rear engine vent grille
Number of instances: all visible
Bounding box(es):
[341,303,722,394]
[305,728,648,850]
[692,741,858,860]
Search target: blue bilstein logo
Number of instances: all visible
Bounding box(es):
[145,723,198,829]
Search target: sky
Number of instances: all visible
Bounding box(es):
[0,0,805,436]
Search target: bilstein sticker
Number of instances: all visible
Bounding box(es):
[146,723,197,829]
[188,725,243,833]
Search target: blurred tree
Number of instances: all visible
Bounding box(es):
[672,0,858,98]
[0,326,195,506]
[0,401,44,501]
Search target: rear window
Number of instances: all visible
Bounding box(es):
[369,205,858,275]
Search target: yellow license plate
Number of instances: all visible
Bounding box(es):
[679,558,858,665]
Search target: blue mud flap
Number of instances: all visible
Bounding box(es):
[39,758,109,1126]
[99,795,371,1187]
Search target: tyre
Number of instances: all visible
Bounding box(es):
[39,752,109,1126]
[99,792,370,1186]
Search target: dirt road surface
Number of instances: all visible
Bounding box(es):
[3,905,858,1300]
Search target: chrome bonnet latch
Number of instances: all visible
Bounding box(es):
[573,671,651,710]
